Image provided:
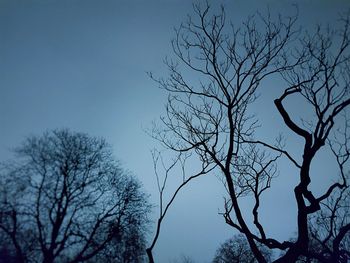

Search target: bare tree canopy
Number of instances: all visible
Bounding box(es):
[212,234,271,263]
[296,181,350,262]
[0,129,151,263]
[149,2,350,263]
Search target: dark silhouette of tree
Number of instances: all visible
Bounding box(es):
[146,150,215,263]
[294,176,350,263]
[0,129,151,263]
[268,19,350,262]
[150,2,350,263]
[212,234,271,263]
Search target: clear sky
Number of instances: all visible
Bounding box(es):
[1,0,349,262]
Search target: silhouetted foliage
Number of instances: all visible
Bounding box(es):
[149,2,350,263]
[0,129,151,263]
[212,234,271,263]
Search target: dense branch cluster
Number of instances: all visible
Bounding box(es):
[0,129,150,263]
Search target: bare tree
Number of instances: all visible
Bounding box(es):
[151,2,350,263]
[303,176,350,262]
[146,149,215,263]
[0,129,151,263]
[286,178,350,263]
[269,14,350,262]
[212,234,271,263]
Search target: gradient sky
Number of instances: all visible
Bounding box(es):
[1,0,350,262]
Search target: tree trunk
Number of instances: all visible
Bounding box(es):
[146,248,154,263]
[43,252,54,263]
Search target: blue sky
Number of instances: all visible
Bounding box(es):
[1,0,349,262]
